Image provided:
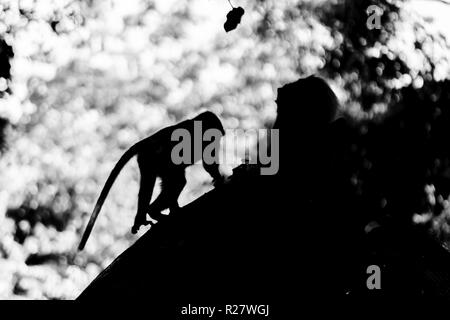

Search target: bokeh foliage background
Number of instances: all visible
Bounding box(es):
[0,0,450,299]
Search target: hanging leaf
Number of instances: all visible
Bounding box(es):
[224,7,245,33]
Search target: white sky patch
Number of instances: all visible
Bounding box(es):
[406,0,450,79]
[408,0,450,32]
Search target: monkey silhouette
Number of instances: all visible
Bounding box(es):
[79,111,225,250]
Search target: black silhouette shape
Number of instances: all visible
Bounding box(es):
[77,76,450,306]
[77,76,354,302]
[224,7,244,32]
[78,111,225,250]
[0,117,8,154]
[0,38,13,97]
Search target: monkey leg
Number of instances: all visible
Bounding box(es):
[132,159,156,234]
[148,171,186,221]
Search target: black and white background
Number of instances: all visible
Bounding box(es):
[1,0,450,308]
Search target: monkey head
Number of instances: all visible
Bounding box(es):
[273,75,339,130]
[193,111,226,136]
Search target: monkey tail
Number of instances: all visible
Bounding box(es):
[78,144,140,251]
